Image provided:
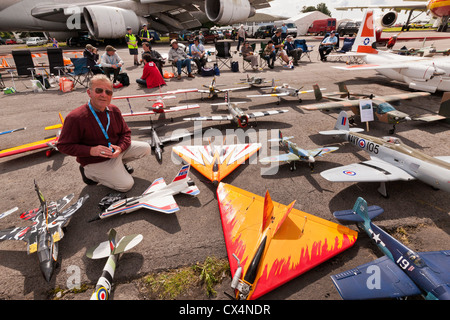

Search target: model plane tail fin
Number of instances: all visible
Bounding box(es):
[86,228,143,259]
[337,82,349,98]
[262,190,295,236]
[354,10,378,55]
[171,164,191,184]
[313,84,323,101]
[439,92,450,118]
[320,111,364,135]
[333,197,384,222]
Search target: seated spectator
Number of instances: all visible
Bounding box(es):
[168,39,194,80]
[84,44,102,74]
[100,45,124,84]
[319,30,338,61]
[241,40,259,70]
[140,41,165,75]
[284,35,302,66]
[263,40,276,69]
[271,29,290,64]
[190,37,207,72]
[136,53,166,89]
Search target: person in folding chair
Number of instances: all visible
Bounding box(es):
[83,44,102,74]
[284,35,302,66]
[271,29,290,65]
[168,39,195,80]
[100,45,124,85]
[57,74,151,192]
[136,53,166,89]
[318,30,338,62]
[262,40,276,69]
[241,40,259,71]
[190,36,208,73]
[140,42,165,75]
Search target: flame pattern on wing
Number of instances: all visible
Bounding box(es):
[217,183,358,299]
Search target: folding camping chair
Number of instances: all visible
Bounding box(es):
[293,39,314,62]
[326,38,360,63]
[11,49,47,90]
[64,57,92,88]
[215,41,233,70]
[47,47,66,77]
[258,42,269,69]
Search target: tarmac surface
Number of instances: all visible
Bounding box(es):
[0,31,449,302]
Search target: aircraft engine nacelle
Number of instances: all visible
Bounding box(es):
[205,0,256,25]
[83,5,145,39]
[380,11,398,27]
[404,64,441,81]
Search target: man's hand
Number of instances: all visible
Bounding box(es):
[90,145,122,158]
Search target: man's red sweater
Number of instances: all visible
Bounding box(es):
[57,103,131,167]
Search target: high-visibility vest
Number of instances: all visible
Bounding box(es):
[125,34,138,49]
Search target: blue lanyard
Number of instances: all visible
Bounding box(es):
[88,101,112,149]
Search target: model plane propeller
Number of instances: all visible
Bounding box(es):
[247,79,325,104]
[183,91,289,128]
[301,83,430,133]
[197,77,250,99]
[319,111,450,197]
[0,181,89,281]
[90,165,199,221]
[172,142,261,186]
[87,228,143,300]
[331,197,450,300]
[217,182,358,300]
[259,130,338,171]
[0,113,64,158]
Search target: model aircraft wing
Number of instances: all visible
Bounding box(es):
[331,256,422,300]
[172,143,261,183]
[335,4,427,11]
[334,62,418,71]
[217,182,357,300]
[0,226,32,242]
[413,114,447,122]
[183,115,234,122]
[260,153,300,164]
[247,109,289,119]
[302,100,360,110]
[247,92,290,98]
[305,147,339,157]
[137,194,179,214]
[0,136,57,158]
[320,158,416,182]
[419,250,450,283]
[0,207,18,220]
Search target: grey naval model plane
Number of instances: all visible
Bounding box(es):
[319,111,450,197]
[0,0,270,38]
[334,10,450,93]
[259,130,339,171]
[198,77,250,100]
[183,92,289,128]
[247,79,324,104]
[91,165,199,221]
[0,181,88,282]
[301,83,431,134]
[87,228,143,300]
[331,197,450,300]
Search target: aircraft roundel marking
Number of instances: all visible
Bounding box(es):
[95,287,108,300]
[343,170,356,176]
[358,139,366,149]
[363,37,370,45]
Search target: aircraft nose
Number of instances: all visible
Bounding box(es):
[40,261,54,282]
[308,156,315,163]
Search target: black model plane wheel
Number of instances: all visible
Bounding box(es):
[349,117,355,124]
[298,99,302,103]
[389,125,396,135]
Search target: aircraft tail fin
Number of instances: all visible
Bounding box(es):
[333,197,384,223]
[439,92,450,118]
[262,190,295,236]
[337,82,349,98]
[171,164,191,184]
[313,84,323,101]
[354,10,379,55]
[320,111,364,135]
[86,228,143,259]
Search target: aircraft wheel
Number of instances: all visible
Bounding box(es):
[298,98,302,103]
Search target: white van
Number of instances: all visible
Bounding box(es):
[274,20,298,38]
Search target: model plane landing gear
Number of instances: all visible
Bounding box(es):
[289,162,296,171]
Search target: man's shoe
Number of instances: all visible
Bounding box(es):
[124,163,134,174]
[188,73,195,78]
[177,75,182,80]
[79,166,97,185]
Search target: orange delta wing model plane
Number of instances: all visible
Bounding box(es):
[172,143,261,186]
[0,113,64,158]
[217,183,358,300]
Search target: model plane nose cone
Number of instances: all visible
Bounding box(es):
[40,261,54,282]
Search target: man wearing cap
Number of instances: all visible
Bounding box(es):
[271,28,290,64]
[125,27,139,65]
[84,44,102,74]
[168,39,195,80]
[139,24,153,44]
[100,45,124,85]
[284,35,302,66]
[319,31,338,61]
[57,74,151,192]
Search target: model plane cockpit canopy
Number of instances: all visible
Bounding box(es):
[83,5,147,39]
[205,0,256,25]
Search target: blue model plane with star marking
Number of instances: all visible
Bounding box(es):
[331,197,450,300]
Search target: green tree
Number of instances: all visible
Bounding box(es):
[302,3,332,16]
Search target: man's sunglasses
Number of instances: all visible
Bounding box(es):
[93,88,113,96]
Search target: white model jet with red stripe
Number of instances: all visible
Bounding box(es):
[334,10,450,93]
[90,165,199,221]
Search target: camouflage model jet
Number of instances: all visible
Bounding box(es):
[301,83,430,134]
[319,111,450,197]
[198,77,250,99]
[0,181,88,281]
